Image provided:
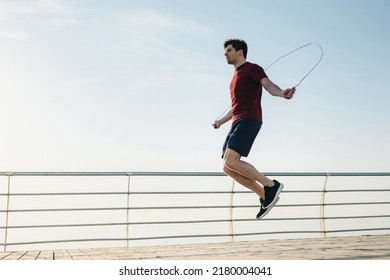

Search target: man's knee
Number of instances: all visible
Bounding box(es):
[223,148,241,171]
[223,164,232,175]
[223,157,237,172]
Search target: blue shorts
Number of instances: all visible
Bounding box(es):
[222,118,262,158]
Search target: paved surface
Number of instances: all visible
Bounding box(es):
[1,234,389,260]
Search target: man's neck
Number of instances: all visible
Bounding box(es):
[234,59,247,68]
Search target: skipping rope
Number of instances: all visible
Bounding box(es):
[214,42,324,120]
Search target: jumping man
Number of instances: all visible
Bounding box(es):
[212,39,295,219]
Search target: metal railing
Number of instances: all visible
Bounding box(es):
[1,171,390,252]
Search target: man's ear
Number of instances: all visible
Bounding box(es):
[237,49,243,57]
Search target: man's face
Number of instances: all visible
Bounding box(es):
[224,44,240,65]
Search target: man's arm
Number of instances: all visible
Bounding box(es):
[261,77,295,99]
[212,109,232,129]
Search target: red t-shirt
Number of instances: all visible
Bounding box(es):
[229,62,267,123]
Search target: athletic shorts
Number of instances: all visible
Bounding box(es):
[222,118,262,158]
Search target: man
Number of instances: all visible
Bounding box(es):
[212,39,295,219]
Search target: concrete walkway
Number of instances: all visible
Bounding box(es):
[1,234,389,260]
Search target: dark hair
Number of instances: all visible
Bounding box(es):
[224,39,248,59]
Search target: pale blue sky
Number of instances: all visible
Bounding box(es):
[1,0,389,172]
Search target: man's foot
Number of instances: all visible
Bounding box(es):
[256,196,279,219]
[262,180,284,209]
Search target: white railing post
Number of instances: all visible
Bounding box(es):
[126,172,133,247]
[320,173,329,238]
[4,172,13,252]
[229,179,235,242]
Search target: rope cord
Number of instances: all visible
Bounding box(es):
[289,43,324,88]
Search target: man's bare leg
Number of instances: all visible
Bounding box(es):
[223,165,265,198]
[223,148,274,191]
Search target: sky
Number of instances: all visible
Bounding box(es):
[1,0,389,173]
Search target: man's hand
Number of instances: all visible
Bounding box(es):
[283,87,296,99]
[212,120,222,129]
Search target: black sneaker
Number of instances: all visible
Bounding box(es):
[262,180,284,209]
[256,196,279,219]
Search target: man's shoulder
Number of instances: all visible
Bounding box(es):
[244,62,264,70]
[242,62,268,80]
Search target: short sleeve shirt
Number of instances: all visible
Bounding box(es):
[229,62,267,122]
